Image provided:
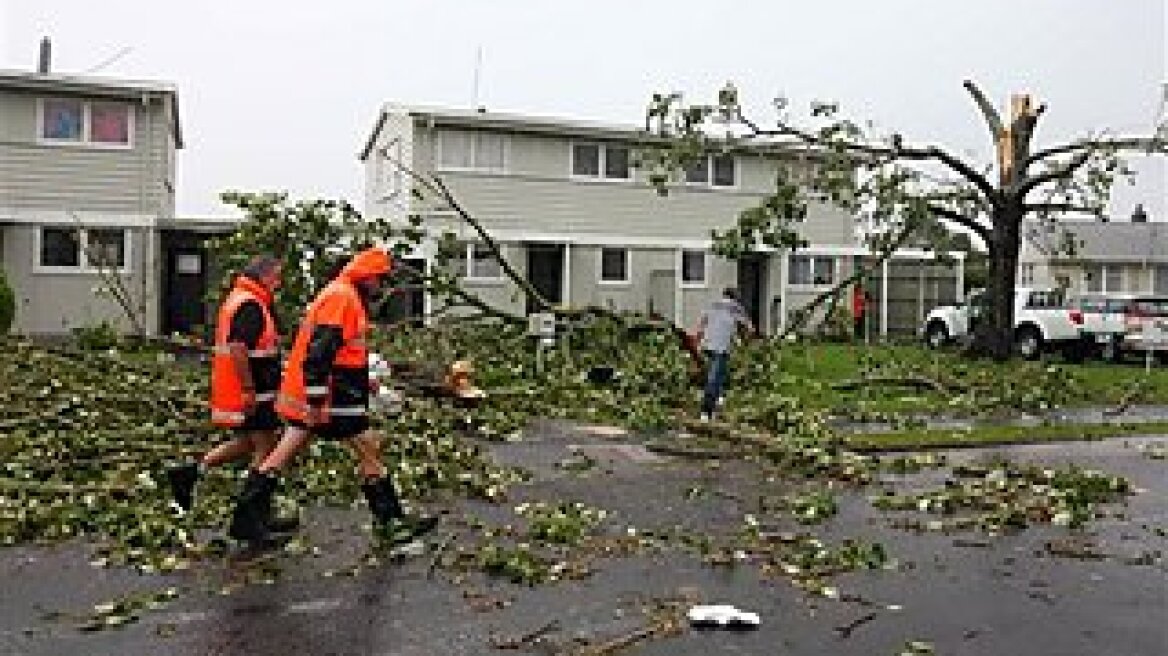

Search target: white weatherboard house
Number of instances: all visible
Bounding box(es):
[0,49,228,337]
[1019,217,1168,296]
[359,104,963,336]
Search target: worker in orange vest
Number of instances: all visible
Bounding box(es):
[166,254,296,531]
[227,247,437,545]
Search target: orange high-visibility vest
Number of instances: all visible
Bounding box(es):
[210,275,279,427]
[276,248,390,423]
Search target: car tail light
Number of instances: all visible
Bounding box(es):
[1068,309,1083,325]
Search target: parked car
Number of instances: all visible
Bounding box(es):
[923,287,1086,360]
[1067,294,1129,361]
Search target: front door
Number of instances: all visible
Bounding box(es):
[737,255,766,329]
[526,244,564,313]
[163,244,208,337]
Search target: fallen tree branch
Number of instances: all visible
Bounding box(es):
[490,620,560,650]
[831,374,951,393]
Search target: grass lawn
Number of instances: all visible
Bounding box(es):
[725,341,1168,421]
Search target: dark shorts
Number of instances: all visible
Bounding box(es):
[234,401,281,432]
[286,415,370,441]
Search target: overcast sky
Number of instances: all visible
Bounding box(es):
[1,0,1164,221]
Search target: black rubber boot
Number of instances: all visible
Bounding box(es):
[228,470,276,544]
[166,463,200,512]
[362,477,438,544]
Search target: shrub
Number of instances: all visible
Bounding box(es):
[0,270,14,335]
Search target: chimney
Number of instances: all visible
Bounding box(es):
[1131,203,1148,223]
[37,37,51,74]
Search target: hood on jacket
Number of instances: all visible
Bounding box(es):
[339,247,392,283]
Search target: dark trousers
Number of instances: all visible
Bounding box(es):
[854,316,865,340]
[701,350,730,415]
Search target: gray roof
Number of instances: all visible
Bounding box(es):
[0,69,183,148]
[1026,219,1168,263]
[359,102,810,161]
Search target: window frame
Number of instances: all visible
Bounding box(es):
[683,153,737,188]
[788,254,837,288]
[36,98,134,150]
[435,130,509,173]
[569,142,632,182]
[462,242,504,283]
[598,247,631,285]
[33,226,132,274]
[680,249,708,288]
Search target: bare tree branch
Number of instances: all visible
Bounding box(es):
[1023,203,1104,217]
[926,204,991,242]
[963,80,1005,139]
[1019,152,1092,196]
[734,110,1001,208]
[1025,137,1165,168]
[379,149,553,312]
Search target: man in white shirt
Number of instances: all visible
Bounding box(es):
[695,288,756,421]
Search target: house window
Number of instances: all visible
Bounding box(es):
[571,143,630,180]
[712,154,736,186]
[87,229,127,268]
[41,99,83,141]
[438,130,507,171]
[37,227,130,271]
[600,247,629,283]
[89,103,131,145]
[39,98,132,147]
[1084,265,1102,293]
[40,227,81,267]
[685,153,736,187]
[789,254,835,286]
[1105,266,1123,293]
[467,242,502,280]
[1019,263,1034,285]
[681,250,706,286]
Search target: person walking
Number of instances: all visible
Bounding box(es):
[695,287,756,421]
[851,283,868,342]
[166,255,297,531]
[227,247,436,545]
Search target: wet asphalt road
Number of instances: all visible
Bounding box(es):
[1,424,1165,656]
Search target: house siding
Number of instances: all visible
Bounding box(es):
[0,90,174,219]
[1,223,160,335]
[361,105,959,338]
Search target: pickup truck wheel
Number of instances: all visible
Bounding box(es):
[1015,326,1043,360]
[1062,340,1087,364]
[925,322,949,349]
[1101,338,1124,364]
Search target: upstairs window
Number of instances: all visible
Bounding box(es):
[438,130,508,171]
[685,153,736,187]
[572,143,630,180]
[39,98,132,147]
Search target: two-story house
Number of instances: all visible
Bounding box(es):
[359,104,963,336]
[1019,215,1168,296]
[0,59,219,337]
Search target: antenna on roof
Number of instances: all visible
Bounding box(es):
[472,45,485,112]
[82,46,134,75]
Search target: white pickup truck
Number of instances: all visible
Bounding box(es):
[923,287,1086,360]
[1070,294,1168,363]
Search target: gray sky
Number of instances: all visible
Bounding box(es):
[1,0,1164,221]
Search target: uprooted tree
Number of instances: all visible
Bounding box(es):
[641,81,1167,359]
